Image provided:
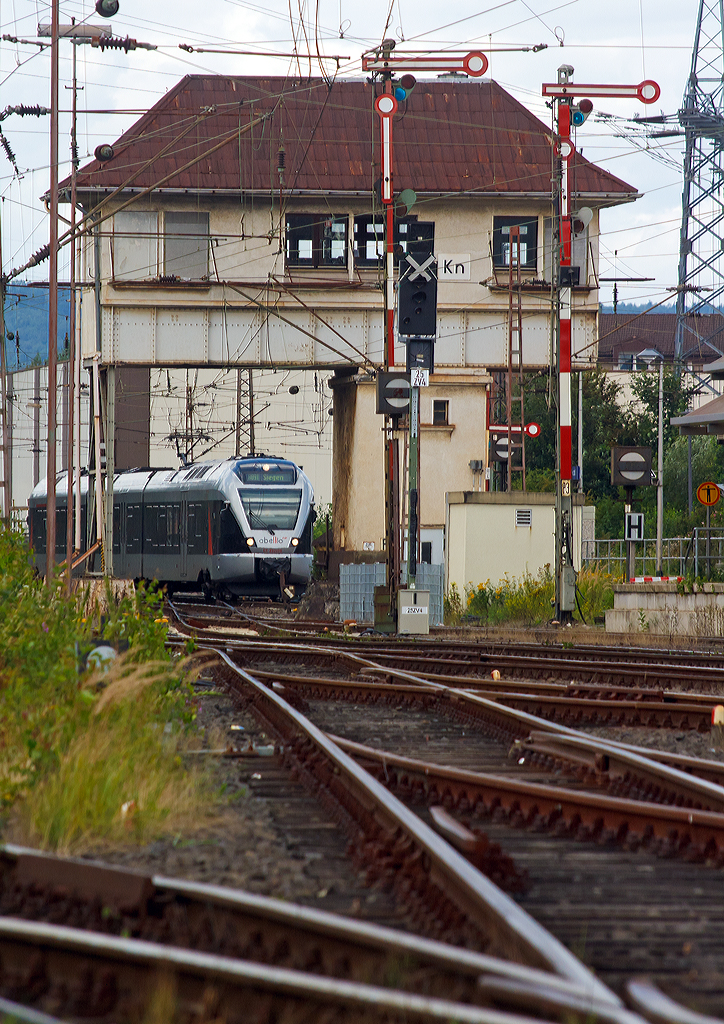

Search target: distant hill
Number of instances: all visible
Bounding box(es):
[599,302,676,315]
[599,302,723,316]
[3,283,72,369]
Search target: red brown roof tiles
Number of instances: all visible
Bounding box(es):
[66,75,636,200]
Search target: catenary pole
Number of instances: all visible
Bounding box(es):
[46,0,60,579]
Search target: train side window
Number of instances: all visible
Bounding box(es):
[113,503,122,555]
[30,507,47,554]
[166,504,181,553]
[145,505,159,550]
[55,507,67,555]
[219,506,245,554]
[187,503,205,555]
[126,505,142,554]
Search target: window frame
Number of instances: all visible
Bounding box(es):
[112,210,159,281]
[353,216,434,267]
[285,213,348,270]
[492,215,539,271]
[163,211,210,280]
[432,399,449,426]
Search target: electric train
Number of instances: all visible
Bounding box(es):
[27,456,316,600]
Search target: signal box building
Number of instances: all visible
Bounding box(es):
[66,74,639,568]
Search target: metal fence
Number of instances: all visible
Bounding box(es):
[340,562,444,625]
[582,530,724,579]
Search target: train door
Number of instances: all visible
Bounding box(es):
[179,498,188,581]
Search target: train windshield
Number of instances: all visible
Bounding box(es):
[239,488,302,532]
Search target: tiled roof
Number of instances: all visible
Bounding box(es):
[598,313,724,365]
[66,75,637,200]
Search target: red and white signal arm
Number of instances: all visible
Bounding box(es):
[525,422,541,438]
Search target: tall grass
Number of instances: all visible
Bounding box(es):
[0,525,208,852]
[18,660,206,853]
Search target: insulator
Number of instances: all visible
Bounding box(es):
[29,244,50,267]
[0,131,18,173]
[277,146,286,173]
[12,105,49,117]
[91,35,137,52]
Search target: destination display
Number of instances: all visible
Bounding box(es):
[239,466,296,485]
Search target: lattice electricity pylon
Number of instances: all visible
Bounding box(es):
[675,0,724,365]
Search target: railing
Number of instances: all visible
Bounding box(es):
[582,537,688,579]
[582,531,724,580]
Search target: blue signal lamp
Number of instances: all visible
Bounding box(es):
[571,98,593,127]
[394,74,416,103]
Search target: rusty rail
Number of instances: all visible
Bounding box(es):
[0,916,605,1024]
[213,652,618,1004]
[331,736,724,865]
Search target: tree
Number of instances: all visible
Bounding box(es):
[522,368,636,504]
[628,367,697,452]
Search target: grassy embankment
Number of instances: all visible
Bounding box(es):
[444,565,618,626]
[0,527,209,854]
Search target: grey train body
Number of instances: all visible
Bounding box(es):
[28,457,315,600]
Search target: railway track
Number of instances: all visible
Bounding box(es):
[167,599,724,695]
[5,631,724,1019]
[9,605,720,1019]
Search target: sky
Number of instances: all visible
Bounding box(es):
[0,0,708,308]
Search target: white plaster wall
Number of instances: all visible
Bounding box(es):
[445,492,586,593]
[81,196,600,370]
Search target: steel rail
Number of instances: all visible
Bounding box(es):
[625,979,724,1024]
[166,609,724,693]
[0,917,601,1024]
[0,996,67,1024]
[513,731,724,810]
[572,737,724,787]
[330,736,724,863]
[213,652,619,1004]
[0,843,614,1014]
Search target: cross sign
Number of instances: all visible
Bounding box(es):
[405,253,436,281]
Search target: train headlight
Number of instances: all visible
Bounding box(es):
[291,538,299,547]
[246,537,254,547]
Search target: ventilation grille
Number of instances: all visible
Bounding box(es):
[515,508,533,528]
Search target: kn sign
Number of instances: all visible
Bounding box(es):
[697,481,720,507]
[437,254,471,280]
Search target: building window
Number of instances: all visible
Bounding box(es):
[353,217,434,266]
[286,214,347,268]
[492,216,538,270]
[164,211,209,279]
[112,210,158,280]
[421,541,432,564]
[432,399,449,425]
[618,352,637,371]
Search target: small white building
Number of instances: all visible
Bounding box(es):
[445,491,594,594]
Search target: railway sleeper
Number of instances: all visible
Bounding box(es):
[366,759,724,870]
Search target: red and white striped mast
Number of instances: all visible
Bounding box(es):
[365,44,487,615]
[542,69,659,620]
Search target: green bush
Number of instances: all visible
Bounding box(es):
[0,526,205,850]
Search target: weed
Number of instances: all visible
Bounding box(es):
[443,582,464,625]
[638,608,650,632]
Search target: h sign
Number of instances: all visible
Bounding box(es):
[625,512,644,542]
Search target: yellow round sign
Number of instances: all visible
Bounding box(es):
[697,481,720,507]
